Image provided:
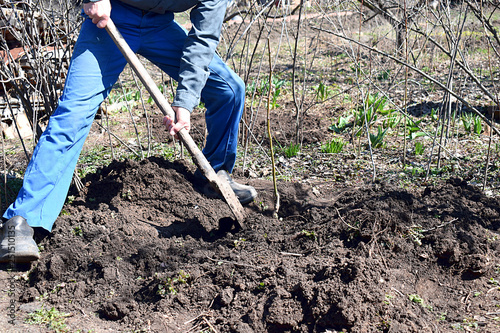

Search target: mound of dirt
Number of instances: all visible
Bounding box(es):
[15,157,500,332]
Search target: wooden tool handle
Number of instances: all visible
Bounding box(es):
[105,19,246,226]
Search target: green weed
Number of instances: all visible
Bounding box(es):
[473,115,483,134]
[376,70,390,81]
[415,142,425,155]
[407,226,424,246]
[233,238,247,247]
[352,93,394,134]
[321,138,345,153]
[108,85,142,106]
[313,82,333,101]
[430,108,438,122]
[300,229,317,241]
[406,118,426,140]
[462,113,483,135]
[329,115,353,133]
[353,105,377,128]
[146,84,169,104]
[72,226,83,237]
[157,270,191,296]
[369,126,388,148]
[66,195,75,205]
[382,112,401,129]
[25,306,70,333]
[438,312,447,321]
[247,77,287,96]
[408,293,433,310]
[282,142,301,158]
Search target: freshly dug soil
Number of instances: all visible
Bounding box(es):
[12,156,500,332]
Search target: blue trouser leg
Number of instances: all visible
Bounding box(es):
[138,14,245,173]
[2,8,135,231]
[200,59,245,173]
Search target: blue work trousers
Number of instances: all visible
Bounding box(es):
[3,1,245,231]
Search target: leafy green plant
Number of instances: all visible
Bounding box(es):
[352,93,394,133]
[462,113,472,133]
[108,86,141,105]
[438,312,447,321]
[366,93,392,115]
[147,84,167,104]
[321,138,345,153]
[270,77,287,109]
[473,115,482,135]
[408,294,423,304]
[247,77,287,97]
[369,126,388,148]
[282,142,301,158]
[461,113,482,134]
[300,229,317,241]
[376,70,390,81]
[314,82,332,101]
[233,237,247,247]
[383,294,394,305]
[157,270,191,296]
[72,226,83,237]
[329,115,353,133]
[25,306,70,333]
[66,195,75,205]
[414,142,425,155]
[353,104,377,128]
[408,294,433,310]
[430,108,438,122]
[405,118,426,140]
[383,111,401,129]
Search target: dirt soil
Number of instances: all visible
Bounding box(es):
[0,152,498,332]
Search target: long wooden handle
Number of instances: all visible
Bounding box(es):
[105,18,246,226]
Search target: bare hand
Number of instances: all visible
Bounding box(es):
[163,106,191,139]
[83,0,111,29]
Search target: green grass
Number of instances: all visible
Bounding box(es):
[25,306,71,333]
[415,142,425,155]
[321,138,345,153]
[282,142,301,158]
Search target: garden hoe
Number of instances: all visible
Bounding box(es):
[105,18,246,229]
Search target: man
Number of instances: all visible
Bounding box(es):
[0,0,257,263]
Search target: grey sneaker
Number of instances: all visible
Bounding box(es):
[196,169,257,205]
[0,216,40,263]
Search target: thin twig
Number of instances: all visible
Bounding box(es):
[421,218,458,233]
[266,38,280,218]
[95,122,141,158]
[311,25,500,137]
[279,251,304,257]
[184,311,210,325]
[203,317,218,333]
[335,208,360,231]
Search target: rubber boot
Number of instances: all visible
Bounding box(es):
[0,216,40,263]
[196,169,257,205]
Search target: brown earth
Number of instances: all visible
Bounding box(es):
[1,151,499,332]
